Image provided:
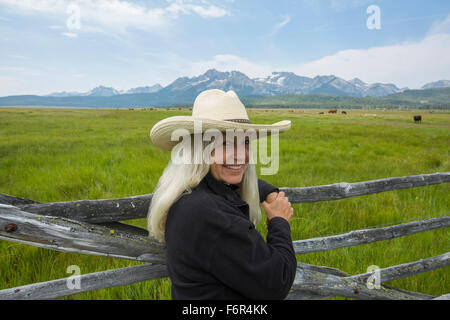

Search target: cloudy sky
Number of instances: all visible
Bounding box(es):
[1,0,449,96]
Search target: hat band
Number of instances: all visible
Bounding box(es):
[225,119,252,124]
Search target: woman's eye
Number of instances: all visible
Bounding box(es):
[222,139,249,146]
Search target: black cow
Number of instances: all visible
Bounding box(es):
[414,115,422,124]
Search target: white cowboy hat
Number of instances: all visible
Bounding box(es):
[150,89,291,150]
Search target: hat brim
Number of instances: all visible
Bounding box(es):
[150,116,291,151]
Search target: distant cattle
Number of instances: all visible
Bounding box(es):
[319,112,324,115]
[328,109,337,114]
[342,111,347,115]
[414,115,422,124]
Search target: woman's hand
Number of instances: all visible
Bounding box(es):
[262,191,294,223]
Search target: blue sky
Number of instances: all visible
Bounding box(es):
[1,0,449,96]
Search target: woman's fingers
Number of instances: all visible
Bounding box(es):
[265,192,278,203]
[263,191,294,222]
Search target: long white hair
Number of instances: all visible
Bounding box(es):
[147,134,262,243]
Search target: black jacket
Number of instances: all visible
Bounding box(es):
[165,171,297,300]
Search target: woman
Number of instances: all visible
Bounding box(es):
[148,89,296,300]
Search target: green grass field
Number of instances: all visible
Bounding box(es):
[0,107,449,299]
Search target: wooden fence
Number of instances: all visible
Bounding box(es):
[0,172,449,300]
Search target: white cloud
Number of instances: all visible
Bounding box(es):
[428,14,450,36]
[300,0,374,13]
[188,4,229,18]
[0,0,230,35]
[132,52,276,86]
[268,15,291,37]
[61,32,78,38]
[189,14,450,89]
[48,25,63,29]
[330,0,374,12]
[72,73,87,78]
[190,15,450,88]
[167,0,229,18]
[0,0,67,15]
[0,75,28,96]
[8,54,30,60]
[189,54,274,79]
[294,33,450,89]
[0,66,42,76]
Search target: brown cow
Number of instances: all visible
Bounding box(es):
[414,115,422,123]
[328,109,337,114]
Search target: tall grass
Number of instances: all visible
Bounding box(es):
[0,107,448,299]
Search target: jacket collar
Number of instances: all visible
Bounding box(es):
[202,171,248,208]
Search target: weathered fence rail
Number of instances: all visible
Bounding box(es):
[11,172,448,223]
[0,172,448,300]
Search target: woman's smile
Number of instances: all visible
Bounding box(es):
[212,162,248,184]
[223,164,245,171]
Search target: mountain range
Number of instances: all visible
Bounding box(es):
[46,84,163,97]
[45,69,409,98]
[0,69,449,108]
[421,80,450,90]
[45,69,449,99]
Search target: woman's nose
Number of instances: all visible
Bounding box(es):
[233,144,248,164]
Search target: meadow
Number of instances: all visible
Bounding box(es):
[0,107,449,299]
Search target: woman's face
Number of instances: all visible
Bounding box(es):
[210,134,250,185]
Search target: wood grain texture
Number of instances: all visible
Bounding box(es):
[0,263,167,300]
[0,204,165,263]
[0,172,446,223]
[293,216,450,254]
[282,172,450,203]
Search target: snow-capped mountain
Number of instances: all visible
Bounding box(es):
[162,69,405,98]
[45,91,85,97]
[47,84,162,97]
[254,73,404,97]
[422,80,450,89]
[86,86,120,97]
[161,69,258,94]
[348,78,403,97]
[255,72,313,94]
[4,70,449,108]
[45,69,407,99]
[123,84,163,94]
